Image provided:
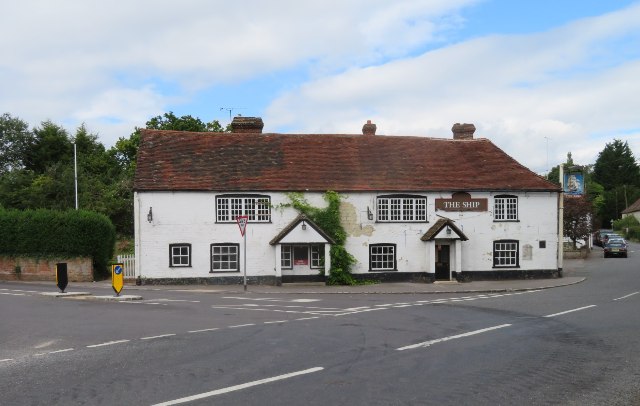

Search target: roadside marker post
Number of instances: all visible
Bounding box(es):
[237,216,249,292]
[112,263,124,296]
[56,263,68,293]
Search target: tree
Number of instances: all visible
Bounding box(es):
[564,196,593,249]
[0,113,31,174]
[23,120,72,173]
[591,139,640,226]
[592,139,640,190]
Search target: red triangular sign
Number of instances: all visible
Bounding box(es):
[237,216,248,236]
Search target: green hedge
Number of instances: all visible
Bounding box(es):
[0,208,116,278]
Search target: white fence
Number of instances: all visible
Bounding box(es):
[116,254,136,279]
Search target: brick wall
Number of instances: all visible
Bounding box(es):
[0,256,93,282]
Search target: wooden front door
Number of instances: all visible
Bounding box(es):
[435,244,450,280]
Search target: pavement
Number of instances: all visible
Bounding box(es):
[9,276,586,297]
[3,259,588,297]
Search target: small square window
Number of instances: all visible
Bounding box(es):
[369,244,397,271]
[211,244,240,272]
[169,244,191,267]
[539,240,546,249]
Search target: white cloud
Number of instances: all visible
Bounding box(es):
[265,3,640,173]
[0,0,476,145]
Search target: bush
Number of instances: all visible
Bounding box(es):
[0,208,116,278]
[613,216,640,241]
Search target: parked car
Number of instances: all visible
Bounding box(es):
[594,229,613,247]
[603,240,628,258]
[603,233,623,245]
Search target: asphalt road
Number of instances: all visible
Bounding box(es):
[1,243,639,405]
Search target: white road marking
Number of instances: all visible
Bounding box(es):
[87,339,130,348]
[397,324,512,351]
[295,316,320,321]
[334,308,386,317]
[0,358,13,363]
[151,367,324,406]
[264,320,288,324]
[8,289,39,293]
[141,334,176,340]
[48,348,74,354]
[228,324,255,328]
[544,305,597,318]
[223,296,320,303]
[188,328,219,333]
[156,299,186,302]
[0,292,26,296]
[613,291,639,301]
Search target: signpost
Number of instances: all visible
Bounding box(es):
[112,263,124,296]
[56,263,68,293]
[237,216,249,292]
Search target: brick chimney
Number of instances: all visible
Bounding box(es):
[362,120,377,136]
[231,116,264,133]
[452,123,475,140]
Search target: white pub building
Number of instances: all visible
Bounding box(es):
[133,118,561,285]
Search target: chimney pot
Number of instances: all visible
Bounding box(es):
[362,120,377,135]
[231,116,264,133]
[452,123,475,140]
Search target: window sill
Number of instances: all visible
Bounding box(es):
[209,270,241,273]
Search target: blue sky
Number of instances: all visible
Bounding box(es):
[2,0,639,174]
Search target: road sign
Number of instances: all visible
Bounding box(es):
[56,263,68,293]
[237,215,248,236]
[112,263,124,296]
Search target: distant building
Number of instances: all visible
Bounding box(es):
[622,197,640,222]
[133,118,561,285]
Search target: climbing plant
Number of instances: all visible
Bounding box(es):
[284,191,360,285]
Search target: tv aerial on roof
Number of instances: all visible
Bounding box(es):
[220,107,247,120]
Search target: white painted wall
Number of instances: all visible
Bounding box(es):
[135,190,559,279]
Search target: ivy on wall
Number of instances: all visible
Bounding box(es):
[283,191,365,285]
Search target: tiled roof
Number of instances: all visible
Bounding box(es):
[133,130,559,192]
[622,197,640,214]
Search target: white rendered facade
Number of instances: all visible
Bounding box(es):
[134,189,560,283]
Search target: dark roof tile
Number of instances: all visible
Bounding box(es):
[133,130,559,192]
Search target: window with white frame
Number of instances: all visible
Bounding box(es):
[216,195,270,222]
[169,244,191,267]
[310,244,324,269]
[493,240,519,268]
[210,244,239,272]
[494,195,518,221]
[369,244,397,271]
[281,245,293,269]
[377,195,427,222]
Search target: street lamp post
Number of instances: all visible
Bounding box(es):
[74,143,78,210]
